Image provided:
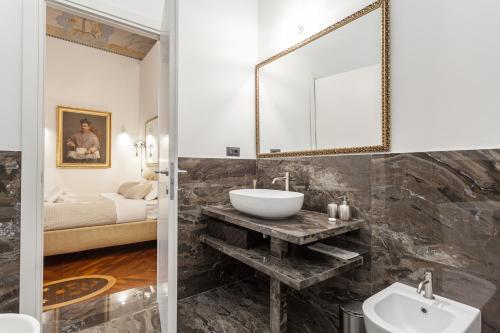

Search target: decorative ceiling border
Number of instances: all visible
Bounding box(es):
[46,33,145,60]
[46,7,157,60]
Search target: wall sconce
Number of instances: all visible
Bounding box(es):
[134,140,145,156]
[134,140,145,175]
[148,144,154,158]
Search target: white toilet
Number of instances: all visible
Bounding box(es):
[0,314,40,333]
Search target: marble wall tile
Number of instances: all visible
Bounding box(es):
[178,151,498,331]
[257,156,372,219]
[177,158,256,299]
[257,155,373,251]
[371,149,500,332]
[257,149,500,332]
[0,151,21,313]
[256,156,374,331]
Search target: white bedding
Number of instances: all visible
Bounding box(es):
[44,194,117,231]
[44,192,158,231]
[100,193,157,223]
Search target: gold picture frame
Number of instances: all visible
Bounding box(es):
[56,106,112,168]
[256,0,390,158]
[145,116,159,167]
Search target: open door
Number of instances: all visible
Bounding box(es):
[157,0,178,332]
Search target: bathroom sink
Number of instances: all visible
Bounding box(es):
[363,282,481,333]
[0,314,40,333]
[229,189,304,219]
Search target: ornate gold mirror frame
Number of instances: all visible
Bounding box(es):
[256,0,390,158]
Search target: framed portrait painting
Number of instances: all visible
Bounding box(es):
[57,106,111,168]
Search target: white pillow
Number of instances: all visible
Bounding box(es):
[118,181,140,195]
[144,181,158,201]
[124,183,152,200]
[45,187,63,204]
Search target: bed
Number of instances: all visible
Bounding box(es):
[44,192,159,256]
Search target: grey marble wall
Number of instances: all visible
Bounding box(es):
[177,158,256,299]
[371,150,500,333]
[257,149,500,333]
[0,151,21,313]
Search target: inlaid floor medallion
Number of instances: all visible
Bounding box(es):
[43,275,116,311]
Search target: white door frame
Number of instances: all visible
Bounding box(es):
[165,0,179,331]
[20,0,45,320]
[19,1,179,330]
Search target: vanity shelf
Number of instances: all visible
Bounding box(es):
[201,205,367,333]
[200,234,363,290]
[202,206,365,245]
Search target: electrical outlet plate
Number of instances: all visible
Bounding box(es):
[226,147,240,157]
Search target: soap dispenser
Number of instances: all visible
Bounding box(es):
[338,196,351,221]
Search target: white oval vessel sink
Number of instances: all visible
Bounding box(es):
[363,282,481,333]
[0,314,40,333]
[229,189,304,219]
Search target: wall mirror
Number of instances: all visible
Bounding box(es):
[145,116,159,166]
[256,0,389,158]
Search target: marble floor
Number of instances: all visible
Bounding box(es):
[178,277,329,333]
[43,285,159,333]
[43,277,330,333]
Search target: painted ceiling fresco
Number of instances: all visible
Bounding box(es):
[46,7,157,60]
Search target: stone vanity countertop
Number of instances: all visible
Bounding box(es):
[201,206,365,245]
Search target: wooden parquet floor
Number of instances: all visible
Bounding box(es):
[43,241,157,297]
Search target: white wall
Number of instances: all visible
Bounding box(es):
[0,0,22,151]
[259,0,500,154]
[139,42,160,139]
[178,0,258,159]
[139,41,160,172]
[259,0,373,60]
[389,0,500,153]
[44,37,142,194]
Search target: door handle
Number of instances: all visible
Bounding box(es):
[155,170,169,176]
[156,170,187,176]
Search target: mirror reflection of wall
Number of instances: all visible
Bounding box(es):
[257,3,388,157]
[314,63,381,150]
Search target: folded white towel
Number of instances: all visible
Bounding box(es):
[307,243,360,262]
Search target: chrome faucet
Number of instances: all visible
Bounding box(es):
[417,271,435,300]
[272,172,290,191]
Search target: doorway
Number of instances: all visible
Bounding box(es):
[19,0,178,331]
